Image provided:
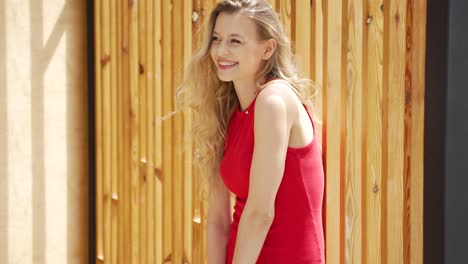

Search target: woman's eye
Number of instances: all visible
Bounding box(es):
[211,36,220,41]
[231,39,241,44]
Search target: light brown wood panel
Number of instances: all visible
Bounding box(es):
[116,1,125,262]
[162,0,174,261]
[101,0,112,262]
[278,0,292,44]
[183,1,194,263]
[138,0,148,263]
[323,0,344,263]
[191,1,205,263]
[154,1,164,263]
[121,1,131,262]
[364,0,385,263]
[94,0,103,261]
[311,0,324,142]
[407,1,426,263]
[295,0,311,77]
[173,0,185,264]
[129,0,140,262]
[146,0,156,262]
[385,0,407,263]
[110,0,119,263]
[344,0,364,263]
[93,1,426,263]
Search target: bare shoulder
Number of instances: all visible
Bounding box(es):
[255,80,299,118]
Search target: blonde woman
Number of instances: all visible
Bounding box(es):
[177,0,325,263]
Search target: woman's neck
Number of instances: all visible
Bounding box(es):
[232,78,262,112]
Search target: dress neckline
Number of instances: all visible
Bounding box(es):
[236,95,257,115]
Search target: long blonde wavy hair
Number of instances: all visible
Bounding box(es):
[176,0,319,191]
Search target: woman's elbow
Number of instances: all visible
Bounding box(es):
[244,207,275,228]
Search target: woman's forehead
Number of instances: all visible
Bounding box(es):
[213,12,258,39]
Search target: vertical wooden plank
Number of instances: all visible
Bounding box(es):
[94,0,103,262]
[385,0,407,262]
[109,0,118,263]
[344,0,364,263]
[310,4,325,262]
[173,0,184,263]
[191,1,203,263]
[116,0,124,262]
[146,0,155,262]
[363,0,385,263]
[121,0,131,262]
[129,0,140,262]
[202,3,212,263]
[154,0,164,262]
[162,0,174,262]
[278,0,292,40]
[341,1,348,263]
[407,0,426,263]
[311,0,324,142]
[403,4,413,261]
[101,0,112,262]
[183,0,194,263]
[324,0,344,263]
[321,0,329,256]
[138,0,148,262]
[295,0,310,77]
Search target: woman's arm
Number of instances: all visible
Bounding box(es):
[232,88,290,264]
[207,170,232,264]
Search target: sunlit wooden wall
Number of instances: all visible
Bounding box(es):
[93,0,426,263]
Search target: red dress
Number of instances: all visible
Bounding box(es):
[220,89,325,264]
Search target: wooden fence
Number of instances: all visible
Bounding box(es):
[93,0,426,263]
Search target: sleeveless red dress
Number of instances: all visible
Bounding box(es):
[220,84,325,264]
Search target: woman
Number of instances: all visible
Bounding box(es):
[177,0,325,263]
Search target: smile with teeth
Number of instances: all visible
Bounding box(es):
[218,60,238,70]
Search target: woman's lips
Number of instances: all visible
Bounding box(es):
[218,59,238,70]
[219,63,238,70]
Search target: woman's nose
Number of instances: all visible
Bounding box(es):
[215,41,230,56]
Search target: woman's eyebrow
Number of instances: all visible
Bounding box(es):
[212,31,244,38]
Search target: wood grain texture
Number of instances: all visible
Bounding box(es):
[344,0,364,263]
[324,0,344,263]
[146,0,155,262]
[116,0,125,262]
[94,0,103,261]
[129,0,140,262]
[295,0,310,76]
[183,1,194,263]
[93,0,426,263]
[109,0,118,263]
[121,1,131,262]
[138,0,148,262]
[154,1,164,263]
[101,0,112,262]
[364,0,385,263]
[173,0,185,263]
[278,0,292,44]
[385,0,407,263]
[162,0,174,262]
[407,1,426,263]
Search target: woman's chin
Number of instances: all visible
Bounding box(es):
[217,73,234,82]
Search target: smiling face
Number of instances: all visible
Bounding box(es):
[210,12,271,83]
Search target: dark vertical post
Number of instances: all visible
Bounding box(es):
[424,0,449,263]
[87,0,96,263]
[444,0,468,263]
[425,0,468,263]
